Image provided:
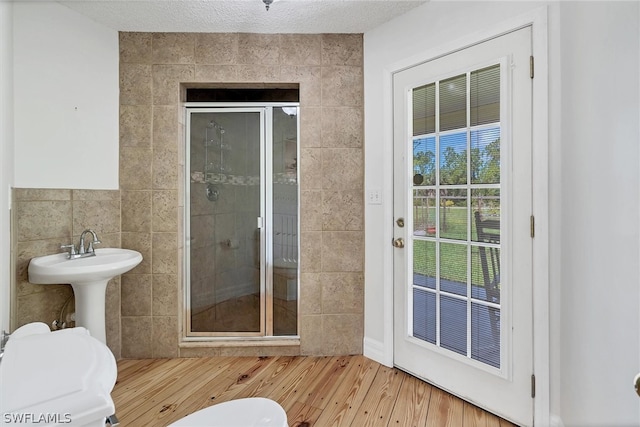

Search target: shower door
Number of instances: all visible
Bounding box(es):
[185,106,299,339]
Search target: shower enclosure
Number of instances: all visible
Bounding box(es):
[185,104,299,338]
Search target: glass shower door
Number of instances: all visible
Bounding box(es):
[187,108,264,335]
[185,104,299,339]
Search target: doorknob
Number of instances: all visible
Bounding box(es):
[634,373,640,397]
[393,238,405,248]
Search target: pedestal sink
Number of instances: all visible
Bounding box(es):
[28,248,143,344]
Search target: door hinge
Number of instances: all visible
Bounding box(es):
[530,55,534,79]
[530,215,535,238]
[531,374,536,398]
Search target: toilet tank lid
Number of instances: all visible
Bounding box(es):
[9,322,51,339]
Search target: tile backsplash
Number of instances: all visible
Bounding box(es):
[12,188,122,358]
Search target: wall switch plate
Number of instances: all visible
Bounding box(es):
[367,188,382,205]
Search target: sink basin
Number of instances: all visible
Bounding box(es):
[28,248,142,284]
[28,248,143,345]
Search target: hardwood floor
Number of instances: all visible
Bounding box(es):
[112,355,517,427]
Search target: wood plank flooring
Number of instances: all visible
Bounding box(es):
[112,355,517,427]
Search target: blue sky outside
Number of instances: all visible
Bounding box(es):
[413,126,500,181]
[440,131,467,168]
[412,136,434,160]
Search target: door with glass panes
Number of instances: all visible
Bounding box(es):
[393,27,533,426]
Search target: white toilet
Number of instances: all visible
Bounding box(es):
[0,322,118,427]
[167,397,288,427]
[0,323,288,427]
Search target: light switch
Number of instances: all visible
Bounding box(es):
[367,189,382,205]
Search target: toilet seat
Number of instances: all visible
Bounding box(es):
[167,397,287,427]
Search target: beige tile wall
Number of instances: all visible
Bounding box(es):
[119,32,364,358]
[11,32,363,360]
[12,188,122,358]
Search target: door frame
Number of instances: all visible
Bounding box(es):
[374,7,549,425]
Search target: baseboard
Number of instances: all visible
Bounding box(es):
[363,336,392,367]
[549,413,565,427]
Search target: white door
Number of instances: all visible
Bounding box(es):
[393,27,533,426]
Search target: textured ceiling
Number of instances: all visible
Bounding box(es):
[58,0,428,33]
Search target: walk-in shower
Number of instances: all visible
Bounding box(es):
[184,103,299,339]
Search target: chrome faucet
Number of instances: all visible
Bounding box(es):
[60,229,101,259]
[79,229,101,255]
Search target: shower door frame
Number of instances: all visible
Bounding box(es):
[182,103,300,341]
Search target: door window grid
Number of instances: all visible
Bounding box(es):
[411,64,502,368]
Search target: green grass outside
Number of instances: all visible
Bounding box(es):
[413,206,498,287]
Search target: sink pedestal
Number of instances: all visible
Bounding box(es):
[72,279,109,344]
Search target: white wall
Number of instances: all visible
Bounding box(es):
[364,1,640,426]
[0,1,14,334]
[558,2,640,425]
[13,2,119,189]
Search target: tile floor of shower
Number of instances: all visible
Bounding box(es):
[191,270,298,335]
[191,294,297,335]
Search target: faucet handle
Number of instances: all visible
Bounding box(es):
[88,239,101,253]
[60,244,77,255]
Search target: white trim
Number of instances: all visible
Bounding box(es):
[530,7,550,427]
[550,414,565,427]
[378,6,549,426]
[0,2,14,335]
[363,337,390,366]
[380,62,395,368]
